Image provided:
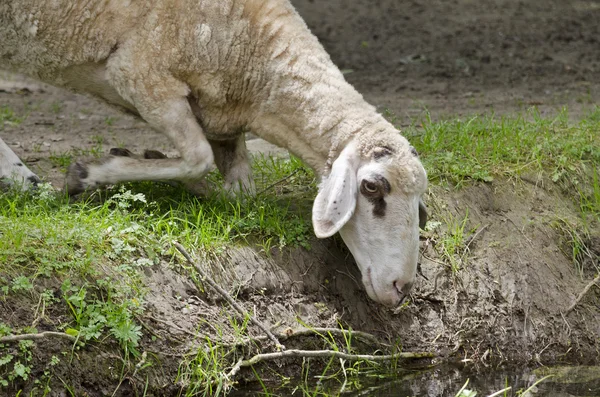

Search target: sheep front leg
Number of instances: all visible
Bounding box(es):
[0,137,41,189]
[209,134,255,198]
[66,97,215,195]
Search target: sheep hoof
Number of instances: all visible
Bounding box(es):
[143,149,168,159]
[108,147,168,159]
[65,161,90,195]
[109,147,134,157]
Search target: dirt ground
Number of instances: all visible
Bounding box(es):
[1,0,600,395]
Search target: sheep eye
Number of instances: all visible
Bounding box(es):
[362,180,378,194]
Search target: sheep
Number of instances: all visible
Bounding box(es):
[0,0,428,307]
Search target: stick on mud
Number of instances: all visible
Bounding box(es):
[0,331,77,343]
[173,241,285,350]
[565,274,600,314]
[239,349,435,367]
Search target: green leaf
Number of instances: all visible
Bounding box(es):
[65,328,79,337]
[13,362,29,380]
[0,354,14,366]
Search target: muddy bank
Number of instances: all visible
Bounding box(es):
[2,178,598,396]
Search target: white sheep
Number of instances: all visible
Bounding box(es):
[0,0,428,306]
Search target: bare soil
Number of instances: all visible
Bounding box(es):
[1,0,599,395]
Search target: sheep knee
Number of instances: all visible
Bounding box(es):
[179,143,215,182]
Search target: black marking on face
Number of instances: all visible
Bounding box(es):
[14,162,23,167]
[360,175,391,218]
[410,146,419,157]
[370,197,387,218]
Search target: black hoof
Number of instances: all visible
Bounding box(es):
[109,147,134,157]
[65,162,89,195]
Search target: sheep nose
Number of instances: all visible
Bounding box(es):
[393,280,414,303]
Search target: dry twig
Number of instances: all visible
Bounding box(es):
[225,358,244,381]
[224,349,434,380]
[565,274,600,314]
[239,349,434,367]
[0,331,76,343]
[280,327,384,344]
[173,242,285,350]
[256,169,300,195]
[464,224,489,252]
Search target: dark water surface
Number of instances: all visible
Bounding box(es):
[230,364,600,396]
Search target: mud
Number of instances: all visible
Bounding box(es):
[1,0,599,395]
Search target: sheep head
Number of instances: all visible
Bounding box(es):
[312,137,428,307]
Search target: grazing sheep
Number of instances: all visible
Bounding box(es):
[0,0,428,306]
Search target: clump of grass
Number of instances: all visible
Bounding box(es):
[553,218,599,277]
[49,144,106,171]
[401,107,600,219]
[0,106,24,128]
[437,211,472,273]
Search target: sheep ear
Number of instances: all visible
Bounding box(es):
[312,143,359,238]
[419,199,428,230]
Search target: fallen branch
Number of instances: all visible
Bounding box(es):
[173,242,285,350]
[0,331,76,343]
[225,358,244,381]
[279,327,385,345]
[240,349,434,367]
[225,327,387,348]
[224,349,434,380]
[565,274,600,314]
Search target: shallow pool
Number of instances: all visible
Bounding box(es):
[230,364,600,396]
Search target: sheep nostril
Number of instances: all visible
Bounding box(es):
[402,281,414,295]
[393,280,414,303]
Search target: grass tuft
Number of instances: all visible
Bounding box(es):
[402,107,600,219]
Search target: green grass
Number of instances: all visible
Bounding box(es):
[410,108,598,182]
[403,107,600,218]
[0,106,24,128]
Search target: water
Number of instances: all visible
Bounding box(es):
[230,364,600,396]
